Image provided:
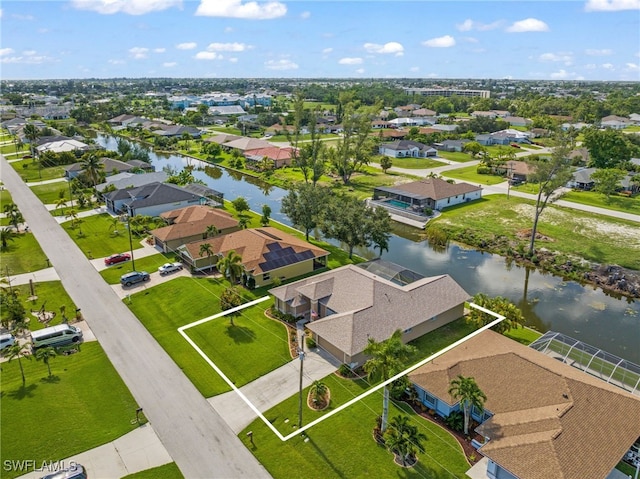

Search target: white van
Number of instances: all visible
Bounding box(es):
[31,324,83,349]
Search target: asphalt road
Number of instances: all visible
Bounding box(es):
[1,155,271,479]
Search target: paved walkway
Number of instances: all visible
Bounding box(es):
[208,346,340,434]
[1,154,272,478]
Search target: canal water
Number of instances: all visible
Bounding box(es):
[95,135,640,363]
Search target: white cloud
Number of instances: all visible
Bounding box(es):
[355,68,365,74]
[539,52,573,65]
[456,19,501,31]
[625,62,640,70]
[300,11,310,19]
[550,69,572,79]
[70,0,182,15]
[461,37,479,43]
[585,48,613,56]
[322,48,333,54]
[195,51,222,60]
[1,54,54,64]
[0,48,15,56]
[0,9,3,19]
[23,50,37,56]
[205,42,251,52]
[224,27,234,33]
[176,42,197,50]
[195,0,286,19]
[585,63,597,69]
[265,59,298,70]
[410,66,420,72]
[154,48,166,53]
[129,47,149,59]
[422,35,456,48]
[12,14,35,20]
[363,42,404,56]
[601,63,614,69]
[338,57,363,65]
[108,59,125,65]
[585,0,640,11]
[506,18,549,32]
[229,57,239,63]
[163,62,177,67]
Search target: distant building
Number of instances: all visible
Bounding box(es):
[405,88,490,98]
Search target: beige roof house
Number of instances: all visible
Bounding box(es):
[204,134,241,145]
[151,205,239,253]
[222,137,272,151]
[270,261,470,365]
[178,227,329,287]
[409,330,640,479]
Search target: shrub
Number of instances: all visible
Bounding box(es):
[305,336,316,349]
[444,410,464,432]
[423,207,433,216]
[476,165,491,175]
[338,363,354,377]
[425,224,449,247]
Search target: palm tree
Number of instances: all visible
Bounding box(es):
[108,216,122,236]
[35,346,57,377]
[55,197,67,215]
[66,208,79,228]
[23,123,40,157]
[261,204,271,227]
[216,250,244,284]
[0,227,18,249]
[310,380,328,405]
[448,375,487,435]
[199,243,214,271]
[6,342,32,385]
[384,415,427,467]
[181,132,192,150]
[3,203,24,231]
[363,330,416,433]
[205,225,219,238]
[80,153,103,187]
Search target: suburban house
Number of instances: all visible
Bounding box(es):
[567,167,597,190]
[471,111,498,119]
[36,139,90,155]
[244,146,297,168]
[388,117,436,128]
[377,129,408,140]
[476,129,531,146]
[409,329,640,479]
[412,108,436,117]
[568,147,590,164]
[95,171,168,192]
[506,161,534,184]
[601,115,633,130]
[151,205,240,253]
[373,178,482,211]
[177,227,329,287]
[103,181,207,217]
[434,139,471,153]
[65,157,137,180]
[222,137,272,152]
[209,105,246,116]
[204,134,241,145]
[503,116,532,127]
[269,260,470,366]
[152,125,202,138]
[379,140,437,158]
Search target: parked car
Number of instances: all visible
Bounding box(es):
[104,252,131,266]
[40,464,87,479]
[0,333,16,352]
[158,262,183,275]
[510,143,521,149]
[120,271,150,286]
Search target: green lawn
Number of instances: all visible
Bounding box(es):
[503,326,542,346]
[121,463,184,479]
[0,144,29,155]
[10,158,67,182]
[0,231,49,274]
[60,213,144,259]
[432,196,640,270]
[240,377,470,479]
[127,277,287,397]
[438,151,476,163]
[561,189,640,214]
[29,181,72,205]
[2,281,78,332]
[0,188,13,206]
[267,133,338,142]
[0,342,142,479]
[443,165,507,185]
[383,157,445,170]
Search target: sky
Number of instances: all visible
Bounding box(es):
[1,0,639,81]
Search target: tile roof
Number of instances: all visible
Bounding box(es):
[181,227,328,274]
[152,205,239,241]
[204,134,241,144]
[270,264,470,357]
[244,146,296,161]
[222,137,272,151]
[377,178,481,201]
[103,182,203,209]
[409,330,640,479]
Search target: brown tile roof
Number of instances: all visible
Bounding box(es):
[152,205,238,242]
[381,178,481,200]
[509,160,534,177]
[244,146,296,161]
[409,330,640,479]
[181,227,328,274]
[270,265,470,357]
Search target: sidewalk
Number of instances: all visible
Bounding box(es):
[16,424,173,479]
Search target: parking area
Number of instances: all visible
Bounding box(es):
[110,268,192,300]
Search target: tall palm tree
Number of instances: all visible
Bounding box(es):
[80,153,103,187]
[23,123,40,157]
[55,197,67,215]
[199,243,214,271]
[363,329,416,433]
[35,346,57,378]
[3,203,24,231]
[448,375,487,435]
[6,342,32,385]
[384,415,427,467]
[0,227,18,249]
[216,250,244,284]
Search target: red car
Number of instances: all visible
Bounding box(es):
[104,253,131,266]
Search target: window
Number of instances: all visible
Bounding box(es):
[263,272,270,281]
[424,392,436,406]
[403,327,412,334]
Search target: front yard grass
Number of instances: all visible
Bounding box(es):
[0,231,49,275]
[382,157,445,169]
[442,165,507,185]
[60,213,144,259]
[431,196,640,270]
[121,463,184,479]
[0,342,142,479]
[240,377,469,479]
[438,151,476,163]
[127,277,286,397]
[29,181,72,205]
[11,158,66,182]
[561,189,640,214]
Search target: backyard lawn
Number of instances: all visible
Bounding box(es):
[60,213,144,259]
[0,342,142,479]
[127,277,286,397]
[0,231,49,275]
[442,165,506,185]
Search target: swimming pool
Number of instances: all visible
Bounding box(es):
[387,199,410,209]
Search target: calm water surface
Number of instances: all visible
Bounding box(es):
[95,135,640,363]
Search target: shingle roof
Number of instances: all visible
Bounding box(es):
[152,205,238,241]
[223,137,272,151]
[270,264,470,357]
[376,178,481,201]
[103,182,203,209]
[244,146,295,161]
[181,227,328,274]
[409,330,640,479]
[204,134,241,144]
[96,171,168,191]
